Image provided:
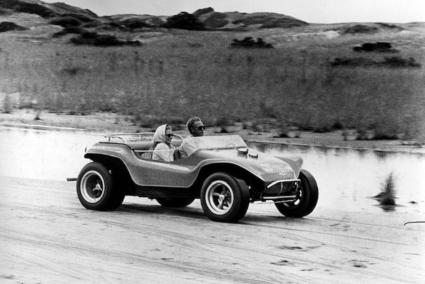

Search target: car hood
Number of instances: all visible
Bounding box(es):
[194,148,303,182]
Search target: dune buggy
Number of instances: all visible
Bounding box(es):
[75,133,318,222]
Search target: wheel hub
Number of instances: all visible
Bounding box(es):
[206,180,234,215]
[81,170,106,203]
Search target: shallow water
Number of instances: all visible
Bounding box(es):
[1,127,424,214]
[250,142,425,214]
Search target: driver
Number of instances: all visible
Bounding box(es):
[178,116,205,157]
[152,124,176,162]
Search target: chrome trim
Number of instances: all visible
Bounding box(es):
[267,179,299,189]
[134,150,150,153]
[262,195,297,201]
[106,132,154,142]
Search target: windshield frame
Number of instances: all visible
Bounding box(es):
[188,135,247,151]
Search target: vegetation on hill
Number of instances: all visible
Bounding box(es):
[0,0,424,140]
[0,21,27,32]
[230,37,273,48]
[70,32,141,46]
[163,12,205,30]
[1,27,423,139]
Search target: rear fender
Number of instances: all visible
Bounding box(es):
[84,153,136,193]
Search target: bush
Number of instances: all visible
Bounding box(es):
[49,16,83,28]
[374,173,396,207]
[0,21,26,32]
[230,37,273,48]
[353,42,398,53]
[383,56,421,68]
[163,12,205,30]
[70,32,141,47]
[330,56,421,68]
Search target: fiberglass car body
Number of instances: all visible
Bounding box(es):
[76,133,318,222]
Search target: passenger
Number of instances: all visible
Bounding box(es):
[152,124,175,162]
[178,116,205,157]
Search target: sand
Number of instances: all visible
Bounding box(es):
[0,176,423,283]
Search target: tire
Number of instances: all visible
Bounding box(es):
[76,162,125,211]
[156,197,195,208]
[275,169,319,218]
[200,172,250,223]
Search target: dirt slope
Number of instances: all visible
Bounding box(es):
[0,176,423,283]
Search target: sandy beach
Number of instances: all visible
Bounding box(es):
[0,175,424,284]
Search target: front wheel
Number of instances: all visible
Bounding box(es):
[200,172,250,222]
[275,169,319,217]
[76,162,124,211]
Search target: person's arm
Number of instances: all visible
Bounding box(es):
[179,137,197,157]
[152,143,174,162]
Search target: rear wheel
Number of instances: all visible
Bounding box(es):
[200,172,250,222]
[76,162,124,211]
[275,169,318,217]
[156,197,195,208]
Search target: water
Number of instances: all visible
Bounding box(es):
[1,127,424,214]
[0,127,102,181]
[250,142,425,214]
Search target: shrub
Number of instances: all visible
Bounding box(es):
[163,12,205,30]
[330,57,373,67]
[374,173,396,207]
[49,16,83,28]
[230,37,273,48]
[0,21,26,32]
[330,56,421,68]
[383,56,421,68]
[70,32,141,46]
[353,42,398,53]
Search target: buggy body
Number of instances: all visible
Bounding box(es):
[76,133,319,222]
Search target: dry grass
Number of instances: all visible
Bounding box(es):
[374,172,397,207]
[0,27,424,138]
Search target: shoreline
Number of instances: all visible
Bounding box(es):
[1,109,424,155]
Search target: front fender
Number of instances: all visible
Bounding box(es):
[275,156,303,177]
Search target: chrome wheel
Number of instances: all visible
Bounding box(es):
[205,180,234,215]
[80,170,105,203]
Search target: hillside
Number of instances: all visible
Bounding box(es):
[0,0,425,140]
[0,0,307,31]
